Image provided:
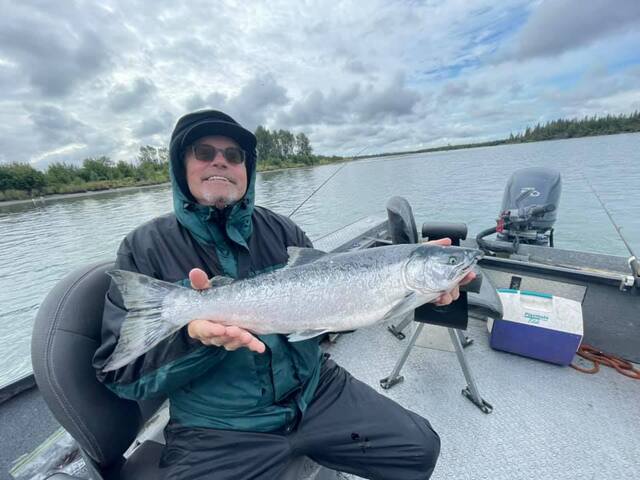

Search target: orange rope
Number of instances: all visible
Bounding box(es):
[571,344,640,379]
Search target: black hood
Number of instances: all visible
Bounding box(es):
[168,109,257,203]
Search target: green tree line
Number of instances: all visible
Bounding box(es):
[506,111,640,143]
[255,126,341,170]
[0,146,169,202]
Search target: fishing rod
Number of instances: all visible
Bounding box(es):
[288,144,372,218]
[580,171,640,279]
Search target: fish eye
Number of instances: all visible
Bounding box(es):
[448,256,458,265]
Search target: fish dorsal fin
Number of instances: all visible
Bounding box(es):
[209,275,235,287]
[285,247,328,269]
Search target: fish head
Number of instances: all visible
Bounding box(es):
[403,244,483,294]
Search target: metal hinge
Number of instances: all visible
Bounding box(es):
[619,275,635,291]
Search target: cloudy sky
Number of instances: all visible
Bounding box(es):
[1,0,639,168]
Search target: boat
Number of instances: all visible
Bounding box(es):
[3,167,639,480]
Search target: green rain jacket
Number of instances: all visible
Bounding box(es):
[93,110,322,432]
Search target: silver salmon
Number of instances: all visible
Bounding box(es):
[103,244,482,371]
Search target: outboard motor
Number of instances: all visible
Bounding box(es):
[477,167,561,254]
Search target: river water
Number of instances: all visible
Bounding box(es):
[1,133,639,389]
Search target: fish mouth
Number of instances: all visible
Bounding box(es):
[452,250,483,279]
[469,249,484,263]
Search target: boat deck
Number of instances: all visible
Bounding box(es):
[327,316,639,480]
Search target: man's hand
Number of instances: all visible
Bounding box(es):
[186,268,266,353]
[424,237,477,306]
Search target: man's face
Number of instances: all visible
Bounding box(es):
[185,135,248,209]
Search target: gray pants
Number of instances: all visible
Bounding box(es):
[161,359,440,480]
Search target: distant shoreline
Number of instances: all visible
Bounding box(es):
[0,182,171,208]
[1,130,638,208]
[352,130,640,160]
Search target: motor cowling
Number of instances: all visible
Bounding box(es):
[496,167,561,246]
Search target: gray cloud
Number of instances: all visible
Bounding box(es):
[25,104,88,145]
[314,124,382,153]
[541,65,640,110]
[134,118,165,138]
[358,74,420,120]
[184,75,290,130]
[442,81,471,98]
[133,111,174,139]
[0,4,113,97]
[0,64,23,100]
[7,103,124,169]
[108,78,157,113]
[437,80,491,106]
[186,93,227,112]
[512,0,640,59]
[226,75,290,128]
[279,84,361,126]
[279,74,419,126]
[344,59,369,74]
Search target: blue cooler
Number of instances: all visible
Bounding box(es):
[488,289,583,365]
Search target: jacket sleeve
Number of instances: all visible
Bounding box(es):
[293,223,314,249]
[93,239,227,400]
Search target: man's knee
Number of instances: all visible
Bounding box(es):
[380,417,440,480]
[412,417,441,477]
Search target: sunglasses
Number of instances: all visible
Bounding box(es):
[192,144,246,165]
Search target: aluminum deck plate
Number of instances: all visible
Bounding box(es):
[327,318,639,480]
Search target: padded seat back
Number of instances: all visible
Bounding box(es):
[386,196,419,245]
[31,262,148,468]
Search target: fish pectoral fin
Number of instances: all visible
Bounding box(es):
[284,247,328,269]
[380,292,423,323]
[287,329,332,342]
[209,275,235,287]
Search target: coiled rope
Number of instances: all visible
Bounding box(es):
[571,344,640,379]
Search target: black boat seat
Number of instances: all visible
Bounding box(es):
[386,196,502,321]
[31,261,166,479]
[386,195,419,244]
[31,261,333,480]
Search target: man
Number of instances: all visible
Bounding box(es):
[94,109,474,479]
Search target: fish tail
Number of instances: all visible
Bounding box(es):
[103,269,185,372]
